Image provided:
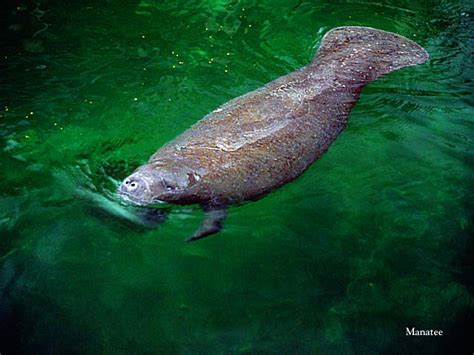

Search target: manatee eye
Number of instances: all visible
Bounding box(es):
[162,180,177,191]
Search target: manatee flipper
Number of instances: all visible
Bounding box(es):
[186,205,228,242]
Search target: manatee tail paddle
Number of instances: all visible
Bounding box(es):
[312,26,429,81]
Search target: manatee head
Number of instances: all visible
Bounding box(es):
[118,160,204,206]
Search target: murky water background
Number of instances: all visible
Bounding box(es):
[1,0,473,353]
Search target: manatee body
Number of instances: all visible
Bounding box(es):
[118,26,429,241]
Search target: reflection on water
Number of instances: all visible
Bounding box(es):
[1,0,473,353]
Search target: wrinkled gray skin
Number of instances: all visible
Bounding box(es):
[118,26,429,241]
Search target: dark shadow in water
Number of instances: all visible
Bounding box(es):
[436,311,474,355]
[0,255,24,354]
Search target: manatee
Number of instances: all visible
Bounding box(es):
[118,26,429,241]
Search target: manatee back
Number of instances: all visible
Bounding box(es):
[148,27,429,204]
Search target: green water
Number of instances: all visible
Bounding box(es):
[1,0,473,354]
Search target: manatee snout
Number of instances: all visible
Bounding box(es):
[118,172,156,205]
[118,162,201,205]
[119,175,149,196]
